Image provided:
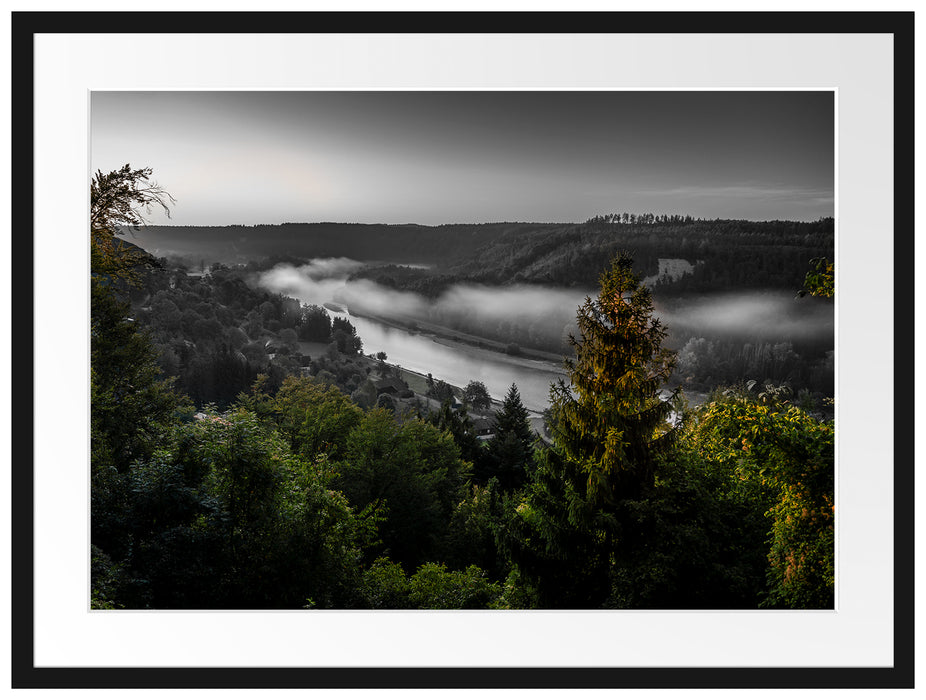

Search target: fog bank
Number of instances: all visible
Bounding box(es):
[259,260,835,352]
[260,261,590,346]
[657,291,834,344]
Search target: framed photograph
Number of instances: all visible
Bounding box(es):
[11,9,913,690]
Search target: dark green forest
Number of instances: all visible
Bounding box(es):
[91,166,834,610]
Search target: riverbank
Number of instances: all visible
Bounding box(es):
[392,363,550,441]
[390,365,509,416]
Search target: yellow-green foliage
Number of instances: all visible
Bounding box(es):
[689,391,834,608]
[801,257,835,298]
[272,375,363,459]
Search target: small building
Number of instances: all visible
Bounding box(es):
[373,377,407,396]
[472,417,497,438]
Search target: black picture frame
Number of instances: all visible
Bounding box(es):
[10,10,914,690]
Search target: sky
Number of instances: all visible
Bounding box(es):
[91,91,834,226]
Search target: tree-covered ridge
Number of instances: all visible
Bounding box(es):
[134,216,833,296]
[131,221,568,269]
[349,216,834,296]
[90,167,834,610]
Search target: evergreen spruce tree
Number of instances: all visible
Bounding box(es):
[482,383,534,491]
[550,252,678,502]
[431,399,483,468]
[506,253,679,607]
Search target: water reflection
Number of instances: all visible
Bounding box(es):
[334,309,565,413]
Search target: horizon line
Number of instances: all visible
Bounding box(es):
[136,215,835,228]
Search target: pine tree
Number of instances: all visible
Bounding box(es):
[505,253,679,606]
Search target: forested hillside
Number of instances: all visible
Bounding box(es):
[134,216,833,296]
[130,221,566,268]
[91,166,834,610]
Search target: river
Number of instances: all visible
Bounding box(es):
[330,308,566,413]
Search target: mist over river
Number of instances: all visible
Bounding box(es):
[259,259,834,413]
